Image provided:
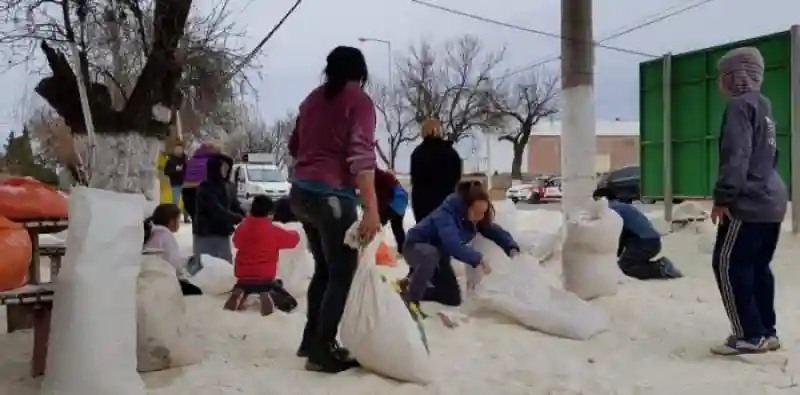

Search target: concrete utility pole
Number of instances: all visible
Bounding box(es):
[560,0,596,217]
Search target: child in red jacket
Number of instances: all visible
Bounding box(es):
[224,195,301,315]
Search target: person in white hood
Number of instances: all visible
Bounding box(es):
[144,203,201,295]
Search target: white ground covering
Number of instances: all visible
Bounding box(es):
[3,205,800,394]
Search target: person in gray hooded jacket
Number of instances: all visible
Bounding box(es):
[708,47,788,356]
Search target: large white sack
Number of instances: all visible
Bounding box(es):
[41,187,147,395]
[274,221,314,297]
[469,235,608,340]
[562,198,624,300]
[187,254,236,295]
[137,254,202,372]
[340,229,433,384]
[492,199,518,230]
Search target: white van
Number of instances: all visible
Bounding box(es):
[230,154,290,204]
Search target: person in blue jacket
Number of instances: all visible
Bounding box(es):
[593,187,682,280]
[400,180,519,309]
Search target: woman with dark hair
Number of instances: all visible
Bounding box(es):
[409,118,463,222]
[287,46,380,373]
[400,181,519,311]
[144,203,202,295]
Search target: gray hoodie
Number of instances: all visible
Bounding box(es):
[713,47,787,223]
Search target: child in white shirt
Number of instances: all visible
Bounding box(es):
[144,203,201,295]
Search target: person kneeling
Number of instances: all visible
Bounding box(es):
[225,196,301,315]
[400,181,520,314]
[144,203,202,295]
[593,188,683,280]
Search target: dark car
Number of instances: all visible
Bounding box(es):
[596,165,640,203]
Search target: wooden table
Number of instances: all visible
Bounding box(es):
[1,217,67,377]
[1,283,54,377]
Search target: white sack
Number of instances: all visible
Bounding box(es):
[41,187,147,395]
[562,198,624,300]
[492,199,518,231]
[274,221,314,297]
[694,215,717,254]
[187,254,237,295]
[137,255,202,372]
[340,228,433,384]
[469,235,608,340]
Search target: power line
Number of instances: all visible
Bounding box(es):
[409,0,716,79]
[409,0,655,57]
[499,0,716,79]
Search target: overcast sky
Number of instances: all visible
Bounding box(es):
[0,0,798,171]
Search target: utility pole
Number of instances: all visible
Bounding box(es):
[560,0,596,217]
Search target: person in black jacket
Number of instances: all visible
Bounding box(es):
[193,153,244,263]
[164,145,190,223]
[410,118,462,222]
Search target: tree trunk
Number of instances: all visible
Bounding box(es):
[75,133,162,200]
[510,141,526,180]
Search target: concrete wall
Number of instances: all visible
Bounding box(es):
[527,134,639,175]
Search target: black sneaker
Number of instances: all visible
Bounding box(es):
[297,341,356,364]
[304,345,359,373]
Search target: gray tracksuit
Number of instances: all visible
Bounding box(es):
[714,48,787,223]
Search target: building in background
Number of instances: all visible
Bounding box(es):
[526,120,639,176]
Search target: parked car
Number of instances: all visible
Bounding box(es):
[543,176,562,199]
[596,165,640,203]
[506,183,535,203]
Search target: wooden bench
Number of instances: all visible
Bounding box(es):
[1,217,67,377]
[1,284,54,377]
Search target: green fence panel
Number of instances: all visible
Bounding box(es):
[640,30,792,199]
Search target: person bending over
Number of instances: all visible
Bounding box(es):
[375,168,408,253]
[225,196,301,315]
[400,181,520,313]
[593,188,683,280]
[144,203,201,295]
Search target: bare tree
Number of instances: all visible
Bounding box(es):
[369,82,416,170]
[225,108,295,168]
[492,69,560,179]
[0,0,289,196]
[398,35,506,143]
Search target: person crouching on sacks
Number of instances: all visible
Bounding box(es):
[398,180,520,314]
[592,187,683,280]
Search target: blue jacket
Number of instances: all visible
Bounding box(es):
[405,194,519,267]
[608,200,660,240]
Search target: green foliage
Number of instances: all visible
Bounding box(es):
[3,127,58,185]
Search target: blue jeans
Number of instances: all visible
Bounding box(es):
[171,185,182,205]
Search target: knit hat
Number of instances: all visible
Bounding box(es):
[717,47,764,95]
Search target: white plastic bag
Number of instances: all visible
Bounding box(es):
[562,198,624,300]
[137,254,202,372]
[41,187,147,395]
[274,222,314,297]
[340,229,433,384]
[187,254,236,295]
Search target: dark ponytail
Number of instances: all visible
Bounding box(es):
[323,46,369,100]
[143,217,154,245]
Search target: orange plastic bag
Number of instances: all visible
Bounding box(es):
[0,177,68,220]
[0,216,32,291]
[375,241,398,268]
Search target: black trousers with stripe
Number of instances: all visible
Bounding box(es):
[712,218,780,340]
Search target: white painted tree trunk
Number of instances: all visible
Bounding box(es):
[74,133,162,200]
